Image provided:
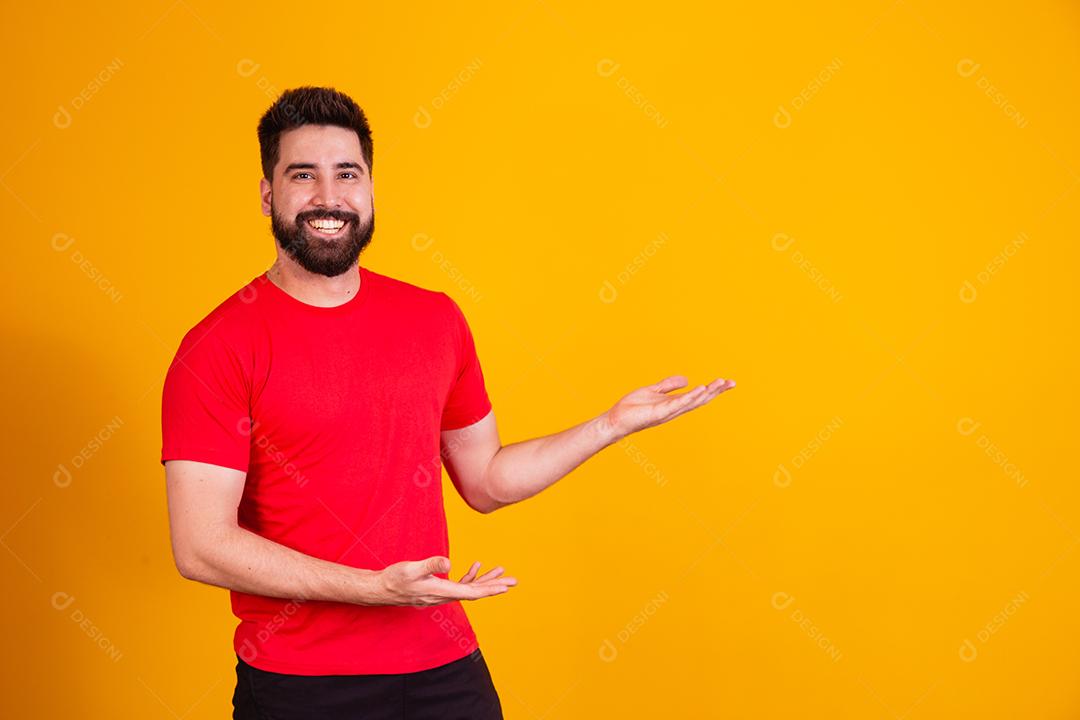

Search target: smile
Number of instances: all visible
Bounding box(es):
[306,218,348,235]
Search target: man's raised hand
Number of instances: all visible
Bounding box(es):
[603,374,736,441]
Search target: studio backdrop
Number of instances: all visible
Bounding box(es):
[2,1,1078,717]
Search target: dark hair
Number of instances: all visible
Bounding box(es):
[257,86,374,181]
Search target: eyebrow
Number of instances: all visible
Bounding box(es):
[283,161,365,173]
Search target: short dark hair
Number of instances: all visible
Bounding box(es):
[257,86,374,181]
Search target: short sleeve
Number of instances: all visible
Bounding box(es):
[440,294,493,431]
[160,323,252,472]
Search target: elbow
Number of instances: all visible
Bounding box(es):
[174,554,201,581]
[471,483,509,514]
[474,471,511,514]
[475,498,505,514]
[169,523,233,582]
[171,540,208,582]
[467,490,504,514]
[174,551,205,582]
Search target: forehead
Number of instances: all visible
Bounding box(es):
[277,124,366,167]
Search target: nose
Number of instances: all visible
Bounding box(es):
[310,174,343,209]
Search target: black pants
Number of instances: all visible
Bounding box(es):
[232,648,503,719]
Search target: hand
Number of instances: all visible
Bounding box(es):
[603,375,736,441]
[376,556,517,607]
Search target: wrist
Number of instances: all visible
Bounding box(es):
[594,411,626,447]
[353,567,389,606]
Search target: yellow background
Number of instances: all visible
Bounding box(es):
[3,1,1078,717]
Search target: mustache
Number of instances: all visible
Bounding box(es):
[295,209,359,224]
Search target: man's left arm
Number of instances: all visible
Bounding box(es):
[440,374,736,514]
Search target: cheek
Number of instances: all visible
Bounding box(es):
[349,188,373,211]
[275,196,305,220]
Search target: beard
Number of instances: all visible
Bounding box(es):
[270,202,375,278]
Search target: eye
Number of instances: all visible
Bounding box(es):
[340,172,357,179]
[292,172,313,180]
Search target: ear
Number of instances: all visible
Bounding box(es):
[260,177,272,216]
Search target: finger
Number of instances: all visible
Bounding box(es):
[474,566,505,582]
[648,375,689,394]
[458,560,482,583]
[686,378,735,404]
[654,384,710,421]
[667,379,734,420]
[462,574,516,591]
[664,384,706,408]
[702,378,736,400]
[464,576,518,598]
[422,577,516,601]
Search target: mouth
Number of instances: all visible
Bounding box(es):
[305,218,349,236]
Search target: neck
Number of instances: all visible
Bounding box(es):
[266,256,361,308]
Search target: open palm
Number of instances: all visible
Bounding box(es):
[604,374,736,440]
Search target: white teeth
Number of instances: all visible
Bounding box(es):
[307,219,346,230]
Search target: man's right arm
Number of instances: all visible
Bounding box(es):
[164,459,516,605]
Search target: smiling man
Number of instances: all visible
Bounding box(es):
[160,85,735,720]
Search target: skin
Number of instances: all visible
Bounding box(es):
[259,124,374,305]
[164,123,736,609]
[440,376,736,517]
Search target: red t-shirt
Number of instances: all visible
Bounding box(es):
[160,264,493,675]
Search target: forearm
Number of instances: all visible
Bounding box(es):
[484,413,622,510]
[179,525,384,605]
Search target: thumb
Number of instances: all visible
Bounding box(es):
[422,556,450,575]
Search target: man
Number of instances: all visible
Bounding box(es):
[160,85,736,720]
